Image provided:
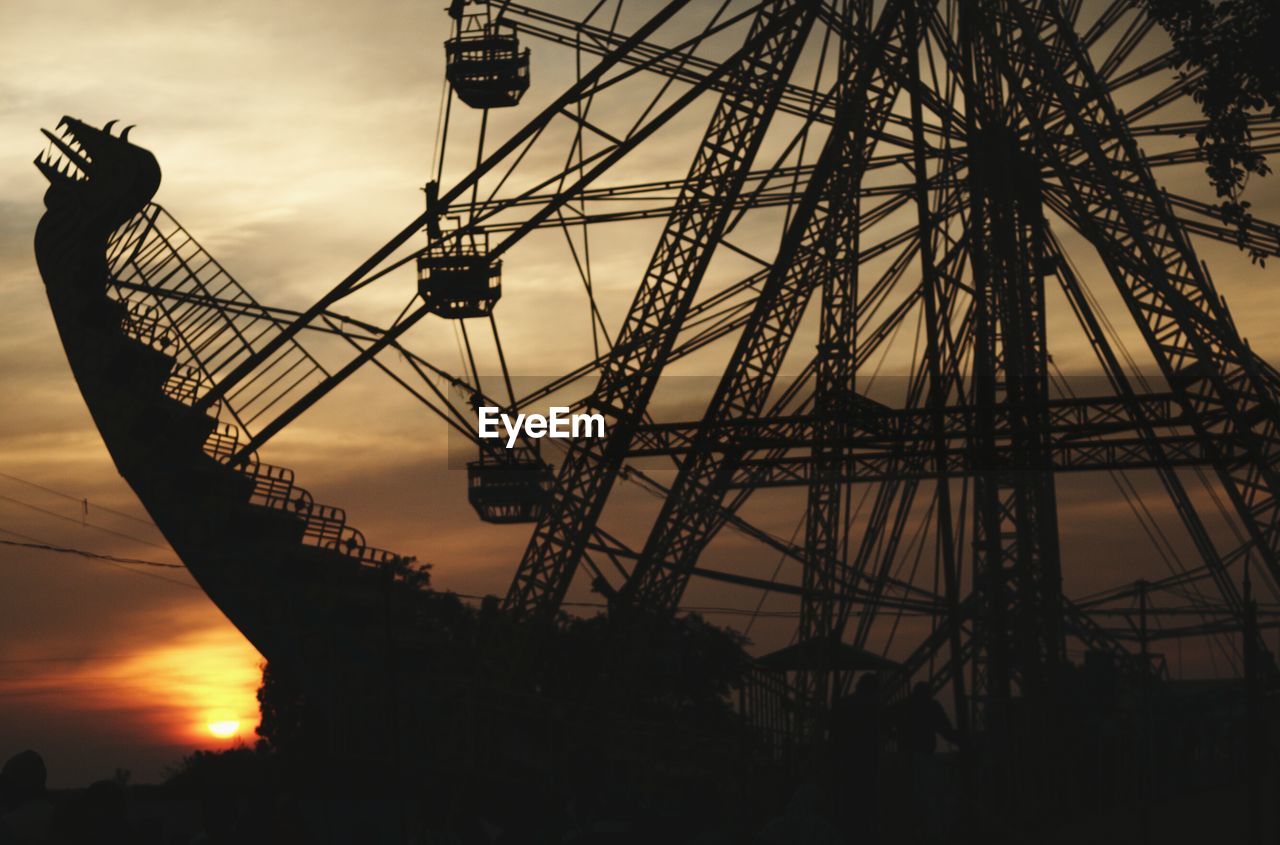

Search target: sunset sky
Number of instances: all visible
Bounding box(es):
[1,0,1278,785]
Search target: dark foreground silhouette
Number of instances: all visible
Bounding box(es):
[5,651,1278,845]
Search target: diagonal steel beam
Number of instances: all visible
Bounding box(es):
[504,0,821,619]
[620,0,938,615]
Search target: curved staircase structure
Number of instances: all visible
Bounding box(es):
[33,117,449,774]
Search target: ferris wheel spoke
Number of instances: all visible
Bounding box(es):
[1044,246,1248,659]
[1053,223,1280,618]
[843,372,941,651]
[502,0,822,619]
[320,314,483,440]
[1141,141,1280,172]
[1043,181,1280,260]
[847,477,926,647]
[610,455,943,606]
[459,74,955,246]
[1126,115,1280,174]
[802,2,980,685]
[623,6,949,616]
[225,302,434,464]
[462,150,949,229]
[1078,0,1140,51]
[1124,69,1207,124]
[40,0,1280,758]
[684,212,964,470]
[462,20,799,230]
[189,0,697,417]
[619,237,947,539]
[504,0,817,113]
[625,243,965,467]
[1155,189,1280,259]
[113,270,490,448]
[882,46,971,710]
[460,11,834,264]
[802,0,871,678]
[553,419,947,608]
[1094,6,1155,82]
[627,460,947,610]
[514,270,774,411]
[1103,47,1176,91]
[472,177,939,235]
[853,267,977,652]
[511,182,938,428]
[994,2,1280,605]
[638,292,963,658]
[818,4,967,140]
[199,8,816,459]
[1128,114,1280,140]
[512,0,961,147]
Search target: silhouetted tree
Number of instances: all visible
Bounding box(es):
[1145,0,1280,261]
[255,661,307,755]
[542,610,750,720]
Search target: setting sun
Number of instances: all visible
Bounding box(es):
[14,623,266,748]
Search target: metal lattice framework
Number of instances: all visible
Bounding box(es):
[87,0,1280,747]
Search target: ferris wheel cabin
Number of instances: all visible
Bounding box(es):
[445,12,530,109]
[417,229,502,318]
[467,446,553,523]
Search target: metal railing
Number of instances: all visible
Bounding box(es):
[104,205,421,579]
[107,204,329,435]
[737,663,801,757]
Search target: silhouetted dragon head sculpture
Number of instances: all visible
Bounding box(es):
[35,117,160,240]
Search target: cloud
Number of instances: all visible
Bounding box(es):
[0,0,1277,784]
[0,616,261,786]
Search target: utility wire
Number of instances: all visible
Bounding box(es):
[0,532,805,619]
[0,470,155,528]
[0,529,195,591]
[0,538,183,569]
[0,493,170,551]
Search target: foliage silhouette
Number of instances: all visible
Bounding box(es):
[1145,0,1280,261]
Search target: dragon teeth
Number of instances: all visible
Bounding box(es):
[44,147,84,180]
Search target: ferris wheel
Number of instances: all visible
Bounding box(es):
[36,0,1280,746]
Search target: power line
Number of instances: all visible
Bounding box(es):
[0,470,155,527]
[0,531,807,620]
[0,493,170,551]
[0,538,184,569]
[0,528,196,591]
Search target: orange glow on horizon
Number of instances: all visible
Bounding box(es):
[119,627,262,744]
[5,623,264,747]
